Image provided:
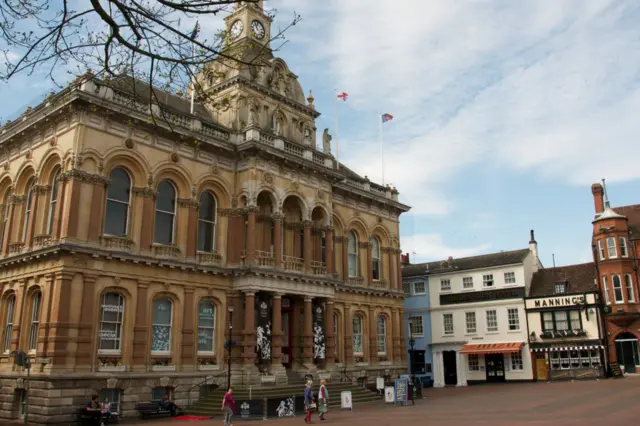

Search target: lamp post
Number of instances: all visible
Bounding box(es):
[227,306,234,391]
[408,331,416,405]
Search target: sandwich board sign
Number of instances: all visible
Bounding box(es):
[340,391,352,410]
[384,386,395,403]
[394,378,408,406]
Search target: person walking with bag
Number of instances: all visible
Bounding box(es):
[304,380,315,424]
[222,387,236,426]
[318,379,329,421]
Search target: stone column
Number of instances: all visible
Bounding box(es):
[396,249,402,290]
[291,299,302,367]
[48,272,74,368]
[25,185,45,245]
[181,287,195,370]
[303,221,313,273]
[87,182,106,242]
[184,201,199,258]
[456,351,467,386]
[385,248,394,288]
[272,213,283,268]
[50,179,65,240]
[246,207,258,263]
[137,189,156,251]
[75,274,97,371]
[243,292,256,365]
[399,308,407,361]
[391,308,401,363]
[433,351,444,387]
[369,307,377,364]
[132,281,149,371]
[342,235,349,281]
[324,300,335,365]
[325,228,334,275]
[344,305,353,365]
[303,297,314,366]
[60,174,83,239]
[366,243,373,286]
[229,291,245,365]
[1,198,16,254]
[271,293,283,366]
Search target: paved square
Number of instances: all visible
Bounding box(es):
[144,379,640,426]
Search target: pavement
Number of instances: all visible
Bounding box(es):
[113,379,640,426]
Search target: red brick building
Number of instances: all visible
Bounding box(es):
[591,183,640,373]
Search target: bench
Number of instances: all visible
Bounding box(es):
[78,408,119,425]
[134,401,183,419]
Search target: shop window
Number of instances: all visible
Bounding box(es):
[511,351,523,370]
[570,350,580,368]
[550,351,560,370]
[580,350,590,368]
[559,351,570,369]
[468,354,479,371]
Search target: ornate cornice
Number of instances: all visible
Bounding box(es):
[60,169,110,185]
[33,185,51,195]
[245,205,260,214]
[11,195,25,204]
[177,197,199,209]
[271,212,284,222]
[218,207,246,217]
[302,220,314,229]
[132,187,157,198]
[381,246,394,254]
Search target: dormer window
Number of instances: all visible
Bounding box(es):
[619,237,628,257]
[606,237,617,258]
[554,281,569,295]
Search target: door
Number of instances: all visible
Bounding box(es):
[536,358,549,381]
[615,333,639,374]
[485,354,506,383]
[443,351,457,385]
[282,312,291,368]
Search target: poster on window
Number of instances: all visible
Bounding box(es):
[237,399,264,419]
[198,301,215,352]
[267,396,296,418]
[256,296,272,361]
[313,304,325,360]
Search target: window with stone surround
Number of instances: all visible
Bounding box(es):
[597,240,605,260]
[377,315,386,354]
[0,189,11,245]
[606,237,617,258]
[197,299,216,354]
[483,274,494,287]
[98,292,125,354]
[620,237,628,257]
[613,275,624,303]
[152,387,172,401]
[465,312,476,334]
[347,231,359,277]
[2,294,15,353]
[104,167,131,237]
[352,315,364,355]
[443,313,454,335]
[152,298,173,354]
[99,389,121,414]
[625,274,635,303]
[504,272,516,284]
[27,292,41,353]
[371,238,381,281]
[154,180,177,245]
[486,310,498,332]
[197,191,217,252]
[47,167,60,234]
[22,178,35,241]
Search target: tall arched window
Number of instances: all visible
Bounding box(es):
[22,178,35,240]
[352,315,363,355]
[197,191,217,252]
[98,292,125,353]
[27,292,41,353]
[154,180,176,245]
[2,295,15,353]
[333,312,339,358]
[152,298,173,353]
[348,231,358,277]
[47,168,61,234]
[1,190,11,245]
[377,315,387,354]
[321,231,327,263]
[197,299,216,354]
[104,168,131,236]
[371,238,381,281]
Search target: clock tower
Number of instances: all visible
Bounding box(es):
[224,0,273,55]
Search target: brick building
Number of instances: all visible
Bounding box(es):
[591,183,640,373]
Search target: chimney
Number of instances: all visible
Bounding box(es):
[529,229,539,270]
[591,183,604,214]
[401,253,410,266]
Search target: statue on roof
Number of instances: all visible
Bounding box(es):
[322,128,332,154]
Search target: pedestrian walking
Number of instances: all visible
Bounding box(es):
[222,387,236,426]
[304,380,316,424]
[318,379,329,421]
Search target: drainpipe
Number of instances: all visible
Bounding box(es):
[523,297,535,381]
[592,240,611,377]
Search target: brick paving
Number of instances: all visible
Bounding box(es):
[133,379,640,426]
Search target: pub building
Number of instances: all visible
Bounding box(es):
[525,263,606,381]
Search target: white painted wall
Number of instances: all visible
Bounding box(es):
[525,293,601,342]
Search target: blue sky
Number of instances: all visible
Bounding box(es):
[2,0,639,267]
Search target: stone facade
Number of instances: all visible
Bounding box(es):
[0,3,410,423]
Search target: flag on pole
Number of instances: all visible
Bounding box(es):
[381,113,393,123]
[337,92,349,101]
[190,21,201,40]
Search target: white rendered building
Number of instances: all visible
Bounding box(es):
[425,232,541,386]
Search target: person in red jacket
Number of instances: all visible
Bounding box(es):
[222,388,236,426]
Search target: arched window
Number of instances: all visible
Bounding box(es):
[321,231,327,263]
[613,275,624,303]
[47,168,61,234]
[1,190,11,245]
[352,315,363,355]
[606,237,617,258]
[154,180,176,245]
[22,178,35,240]
[98,292,125,353]
[2,295,15,353]
[377,315,387,354]
[104,168,131,236]
[197,299,216,354]
[371,238,381,281]
[348,231,358,277]
[28,292,41,353]
[197,191,217,252]
[152,298,173,353]
[333,312,338,358]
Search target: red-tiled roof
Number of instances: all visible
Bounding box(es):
[529,263,597,297]
[613,204,640,240]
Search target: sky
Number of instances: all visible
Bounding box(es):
[1,0,639,268]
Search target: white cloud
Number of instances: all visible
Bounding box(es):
[401,233,492,262]
[270,0,640,215]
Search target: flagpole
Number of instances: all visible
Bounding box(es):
[334,89,340,167]
[190,41,196,115]
[379,113,385,186]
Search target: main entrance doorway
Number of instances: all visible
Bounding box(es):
[485,354,506,382]
[443,351,458,385]
[615,333,639,374]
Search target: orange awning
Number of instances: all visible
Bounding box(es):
[459,342,524,354]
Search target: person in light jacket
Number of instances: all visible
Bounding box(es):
[304,380,315,424]
[317,379,329,421]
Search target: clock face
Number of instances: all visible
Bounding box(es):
[251,20,265,39]
[230,20,244,39]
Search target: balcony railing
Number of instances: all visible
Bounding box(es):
[197,251,222,266]
[311,260,327,275]
[242,250,275,267]
[372,279,388,289]
[153,243,181,258]
[283,255,304,273]
[101,235,135,252]
[32,234,53,248]
[347,276,365,287]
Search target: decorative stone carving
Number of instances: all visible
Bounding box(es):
[133,187,156,198]
[358,242,372,249]
[247,97,259,127]
[178,198,199,209]
[211,164,219,175]
[125,138,134,149]
[218,208,246,217]
[316,189,325,201]
[147,174,154,186]
[60,169,110,185]
[34,185,51,195]
[263,172,273,185]
[170,152,180,163]
[107,378,119,389]
[159,376,172,387]
[322,129,332,154]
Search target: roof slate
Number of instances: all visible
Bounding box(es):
[613,204,640,240]
[528,263,597,297]
[402,248,531,278]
